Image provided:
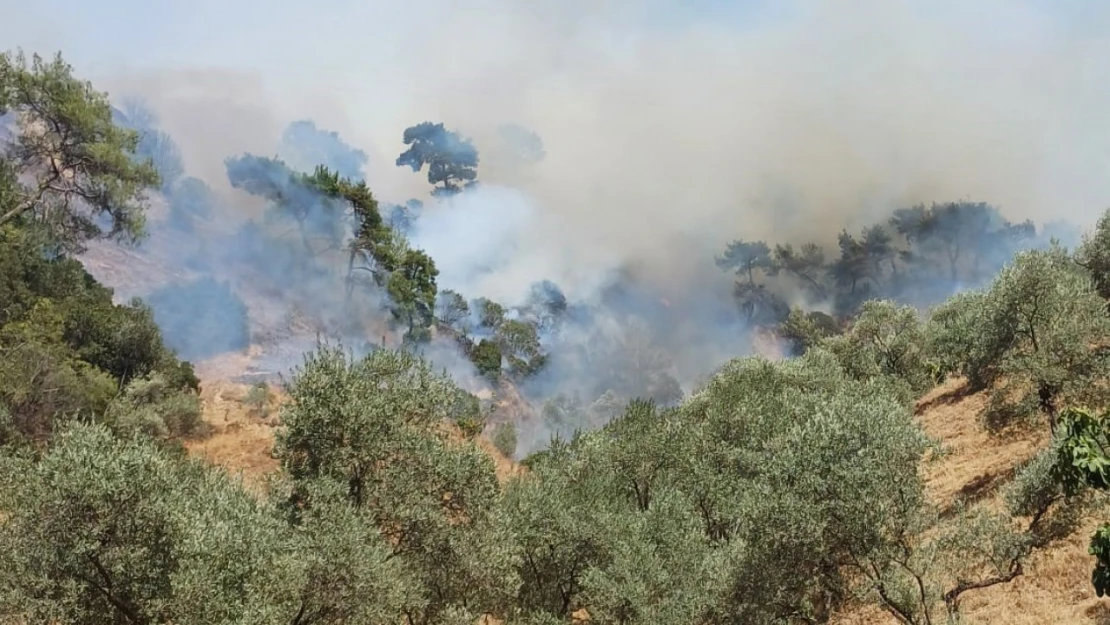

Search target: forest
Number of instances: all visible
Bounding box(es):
[3,46,1110,625]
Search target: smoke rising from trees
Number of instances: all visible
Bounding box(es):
[4,0,1109,450]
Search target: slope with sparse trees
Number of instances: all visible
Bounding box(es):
[3,48,1110,625]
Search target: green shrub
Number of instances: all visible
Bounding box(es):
[456,416,484,440]
[821,299,931,395]
[244,381,272,418]
[274,345,512,621]
[448,388,485,439]
[1076,208,1110,300]
[491,422,518,458]
[0,422,418,624]
[924,290,992,387]
[471,338,502,380]
[778,307,840,355]
[103,373,204,439]
[926,247,1110,429]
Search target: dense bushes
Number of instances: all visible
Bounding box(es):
[275,346,512,623]
[0,424,418,624]
[103,373,204,439]
[472,338,504,379]
[821,299,931,399]
[492,421,518,458]
[1,331,1087,624]
[0,51,201,447]
[0,225,199,443]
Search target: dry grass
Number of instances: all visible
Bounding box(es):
[476,434,527,483]
[915,379,1045,508]
[835,378,1110,624]
[183,377,281,488]
[187,352,526,488]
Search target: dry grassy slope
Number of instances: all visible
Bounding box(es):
[182,363,1109,623]
[186,354,524,486]
[838,379,1109,625]
[184,357,282,488]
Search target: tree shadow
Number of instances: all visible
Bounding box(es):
[938,466,1016,520]
[914,380,977,416]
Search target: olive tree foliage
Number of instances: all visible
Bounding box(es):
[0,424,268,624]
[1076,208,1110,300]
[259,479,425,625]
[820,299,932,399]
[777,307,840,356]
[0,424,416,625]
[102,372,204,439]
[806,420,1083,625]
[491,421,518,458]
[274,345,518,624]
[500,350,934,624]
[0,51,159,252]
[922,289,989,385]
[924,246,1110,431]
[684,351,932,623]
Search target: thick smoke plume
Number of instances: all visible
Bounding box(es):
[5,0,1110,451]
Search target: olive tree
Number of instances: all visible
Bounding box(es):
[0,423,421,625]
[925,246,1110,431]
[821,299,931,397]
[1076,207,1110,300]
[0,424,274,624]
[275,345,517,623]
[502,350,936,624]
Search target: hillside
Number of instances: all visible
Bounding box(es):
[180,361,1110,624]
[187,352,525,485]
[838,379,1109,625]
[6,33,1110,625]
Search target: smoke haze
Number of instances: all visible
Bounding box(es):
[3,0,1109,446]
[4,0,1108,235]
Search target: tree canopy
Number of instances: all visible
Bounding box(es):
[0,51,159,252]
[396,121,480,196]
